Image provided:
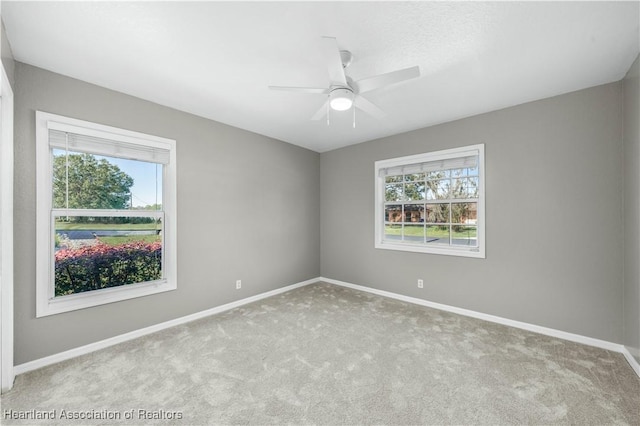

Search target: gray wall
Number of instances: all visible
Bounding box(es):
[13,62,320,364]
[320,82,624,343]
[623,54,640,364]
[1,19,15,87]
[11,57,636,364]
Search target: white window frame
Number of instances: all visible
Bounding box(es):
[374,144,485,258]
[36,111,177,317]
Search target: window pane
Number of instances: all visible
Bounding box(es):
[452,177,478,199]
[451,178,465,198]
[426,204,450,223]
[426,170,450,180]
[451,202,478,224]
[452,226,477,246]
[384,224,402,241]
[404,182,425,201]
[385,175,402,183]
[426,179,450,200]
[385,183,404,202]
[385,205,403,222]
[452,167,478,178]
[467,177,479,198]
[53,150,162,210]
[451,168,465,178]
[403,204,424,222]
[426,180,439,200]
[404,173,424,182]
[54,216,162,297]
[403,224,424,243]
[426,225,450,244]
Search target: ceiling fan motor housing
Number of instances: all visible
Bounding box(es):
[340,50,352,68]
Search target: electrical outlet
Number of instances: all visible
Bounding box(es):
[236,280,242,290]
[417,279,424,289]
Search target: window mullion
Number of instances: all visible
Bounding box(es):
[65,133,69,211]
[449,200,453,246]
[51,208,163,218]
[48,211,56,301]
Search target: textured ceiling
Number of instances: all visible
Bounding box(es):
[2,1,639,152]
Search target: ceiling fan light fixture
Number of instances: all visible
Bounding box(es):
[329,88,353,111]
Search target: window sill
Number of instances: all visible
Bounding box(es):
[375,241,485,258]
[36,279,176,318]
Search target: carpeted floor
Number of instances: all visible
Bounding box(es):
[2,282,639,425]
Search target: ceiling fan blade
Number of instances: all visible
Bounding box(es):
[354,65,420,94]
[355,95,386,120]
[311,99,329,121]
[268,86,330,94]
[321,36,348,87]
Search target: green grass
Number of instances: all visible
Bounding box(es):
[98,235,161,246]
[385,225,476,238]
[55,222,159,231]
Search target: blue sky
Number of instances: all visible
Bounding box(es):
[107,156,162,208]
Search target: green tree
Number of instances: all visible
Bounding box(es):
[53,153,134,210]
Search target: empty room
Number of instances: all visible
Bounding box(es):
[0,1,639,424]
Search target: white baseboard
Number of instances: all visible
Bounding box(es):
[14,277,319,375]
[621,346,640,377]
[320,277,640,378]
[14,276,640,380]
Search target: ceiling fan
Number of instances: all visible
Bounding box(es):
[269,36,421,126]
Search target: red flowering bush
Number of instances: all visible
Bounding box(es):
[54,241,162,296]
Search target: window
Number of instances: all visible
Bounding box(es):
[36,112,177,317]
[375,144,485,258]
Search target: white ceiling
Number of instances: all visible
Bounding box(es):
[2,1,639,153]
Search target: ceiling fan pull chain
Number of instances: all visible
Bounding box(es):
[327,100,330,126]
[353,103,356,128]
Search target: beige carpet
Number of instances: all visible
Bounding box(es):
[2,282,639,425]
